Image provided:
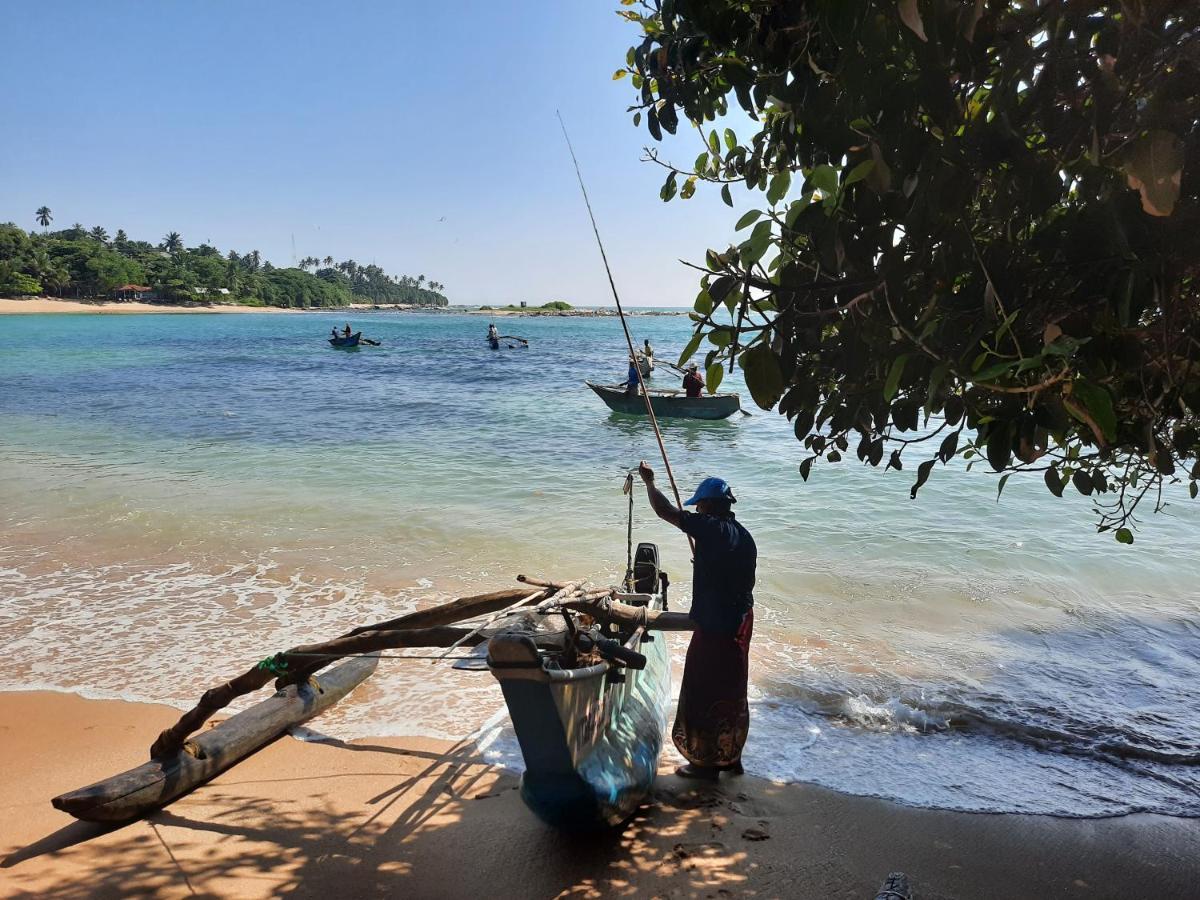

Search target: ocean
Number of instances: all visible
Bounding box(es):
[1,309,1198,818]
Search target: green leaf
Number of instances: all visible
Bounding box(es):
[706,362,724,394]
[721,184,733,207]
[1071,381,1117,443]
[1190,481,1198,499]
[809,164,839,196]
[612,70,627,81]
[723,128,737,151]
[911,458,936,499]
[1072,469,1095,495]
[694,290,713,316]
[740,219,773,265]
[974,359,1016,382]
[985,425,1012,472]
[1044,465,1065,497]
[767,170,791,205]
[659,171,677,202]
[1115,527,1134,544]
[709,130,721,155]
[844,160,875,186]
[784,196,811,229]
[799,456,816,481]
[996,473,1011,500]
[709,275,736,304]
[626,47,635,66]
[740,342,785,409]
[735,210,763,230]
[695,151,710,173]
[938,429,959,463]
[677,330,703,366]
[884,353,908,402]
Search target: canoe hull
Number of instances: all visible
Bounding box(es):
[329,332,362,347]
[51,655,379,823]
[586,381,740,420]
[489,585,670,830]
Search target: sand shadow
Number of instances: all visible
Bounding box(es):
[2,820,127,868]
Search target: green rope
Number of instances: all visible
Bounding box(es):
[256,652,289,676]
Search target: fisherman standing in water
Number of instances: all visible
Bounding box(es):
[637,461,756,779]
[623,354,642,397]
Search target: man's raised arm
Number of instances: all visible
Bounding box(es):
[638,461,683,529]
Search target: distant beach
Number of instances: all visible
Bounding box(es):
[0,297,293,315]
[0,297,686,316]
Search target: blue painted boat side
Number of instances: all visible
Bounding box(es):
[491,593,672,830]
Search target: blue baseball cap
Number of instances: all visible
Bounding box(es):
[684,477,736,506]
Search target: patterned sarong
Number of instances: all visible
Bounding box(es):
[671,609,753,768]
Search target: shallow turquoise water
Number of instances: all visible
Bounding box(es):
[1,311,1198,816]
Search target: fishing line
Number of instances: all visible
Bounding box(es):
[556,110,694,554]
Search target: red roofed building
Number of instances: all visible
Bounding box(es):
[114,284,155,301]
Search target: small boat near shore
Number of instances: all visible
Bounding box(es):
[329,332,362,348]
[586,381,741,420]
[489,543,670,829]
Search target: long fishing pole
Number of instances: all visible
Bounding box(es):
[556,111,693,554]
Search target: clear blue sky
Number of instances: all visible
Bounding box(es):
[1,1,752,306]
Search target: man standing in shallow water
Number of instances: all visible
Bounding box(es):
[637,461,757,779]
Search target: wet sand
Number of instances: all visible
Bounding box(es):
[1,691,1197,899]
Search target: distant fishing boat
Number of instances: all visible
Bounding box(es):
[329,332,361,348]
[585,381,741,420]
[489,543,669,829]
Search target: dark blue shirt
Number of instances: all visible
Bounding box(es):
[679,511,756,634]
[627,362,640,384]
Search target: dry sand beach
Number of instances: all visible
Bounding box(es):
[0,298,292,315]
[1,692,1197,900]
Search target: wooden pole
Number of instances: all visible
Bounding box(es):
[149,625,483,759]
[281,586,552,687]
[561,598,697,632]
[150,584,553,759]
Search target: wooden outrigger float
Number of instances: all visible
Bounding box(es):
[52,655,379,822]
[51,553,689,830]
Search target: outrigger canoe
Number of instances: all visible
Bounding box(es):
[586,381,741,420]
[488,543,670,829]
[51,655,379,822]
[329,332,362,348]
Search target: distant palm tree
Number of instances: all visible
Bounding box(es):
[115,228,128,244]
[162,232,183,254]
[44,266,71,297]
[90,226,109,244]
[248,250,261,272]
[323,255,334,268]
[35,206,52,230]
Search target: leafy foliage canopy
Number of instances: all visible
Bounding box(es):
[618,0,1200,538]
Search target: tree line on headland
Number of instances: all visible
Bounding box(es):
[0,209,448,308]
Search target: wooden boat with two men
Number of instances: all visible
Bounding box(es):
[329,331,362,348]
[586,380,742,420]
